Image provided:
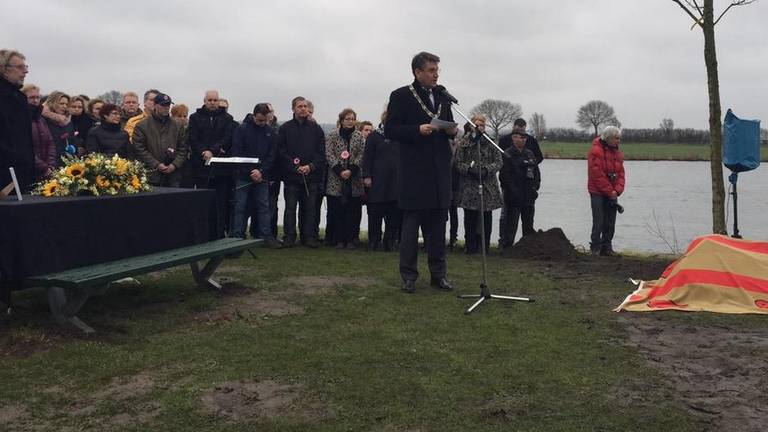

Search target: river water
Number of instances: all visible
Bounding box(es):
[279,160,767,254]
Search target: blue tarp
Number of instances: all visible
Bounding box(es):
[723,109,761,173]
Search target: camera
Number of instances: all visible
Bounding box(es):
[607,172,617,181]
[609,199,624,214]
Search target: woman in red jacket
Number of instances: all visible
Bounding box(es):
[587,126,625,256]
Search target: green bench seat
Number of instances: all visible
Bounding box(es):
[25,237,262,334]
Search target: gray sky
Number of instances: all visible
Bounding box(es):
[5,0,766,130]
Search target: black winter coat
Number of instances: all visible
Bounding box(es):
[231,114,277,181]
[277,118,326,185]
[71,114,95,144]
[500,146,541,207]
[187,107,235,175]
[86,122,130,158]
[385,80,456,210]
[361,129,399,203]
[0,77,34,191]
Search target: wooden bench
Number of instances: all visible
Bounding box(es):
[25,237,262,334]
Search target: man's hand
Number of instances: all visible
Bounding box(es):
[202,150,213,161]
[250,169,263,183]
[419,124,437,136]
[297,164,311,175]
[446,125,458,136]
[158,163,175,174]
[340,169,352,180]
[363,177,372,187]
[610,191,618,200]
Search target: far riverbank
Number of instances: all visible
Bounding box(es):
[541,141,768,161]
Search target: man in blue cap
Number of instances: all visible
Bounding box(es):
[133,92,189,186]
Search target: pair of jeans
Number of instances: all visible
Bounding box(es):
[283,181,319,243]
[590,194,617,252]
[231,180,271,240]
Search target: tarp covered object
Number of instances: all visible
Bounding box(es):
[615,235,768,314]
[722,109,761,173]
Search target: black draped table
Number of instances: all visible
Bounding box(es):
[0,187,217,304]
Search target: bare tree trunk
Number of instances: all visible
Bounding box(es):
[703,0,726,234]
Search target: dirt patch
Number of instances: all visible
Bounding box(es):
[91,371,155,401]
[200,379,330,422]
[504,228,580,261]
[620,315,768,431]
[282,275,377,296]
[0,329,55,359]
[195,276,377,323]
[0,404,30,424]
[196,291,305,324]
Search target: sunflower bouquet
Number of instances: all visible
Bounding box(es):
[33,154,152,197]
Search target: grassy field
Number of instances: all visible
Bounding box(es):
[1,247,765,431]
[542,141,768,161]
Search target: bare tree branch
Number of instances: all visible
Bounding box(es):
[714,0,757,25]
[672,0,702,26]
[691,0,703,14]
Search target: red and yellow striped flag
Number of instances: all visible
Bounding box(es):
[615,235,768,314]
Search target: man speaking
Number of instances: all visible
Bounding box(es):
[385,51,458,294]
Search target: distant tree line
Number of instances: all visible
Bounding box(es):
[543,127,711,144]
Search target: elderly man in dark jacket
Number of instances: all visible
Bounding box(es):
[187,90,235,237]
[385,51,457,293]
[0,49,33,309]
[0,49,34,193]
[133,93,189,187]
[277,96,326,248]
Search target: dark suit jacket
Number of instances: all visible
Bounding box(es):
[385,80,456,210]
[0,77,34,191]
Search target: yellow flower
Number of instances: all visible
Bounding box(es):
[66,163,86,178]
[95,176,110,188]
[115,159,128,176]
[42,180,60,197]
[131,175,141,189]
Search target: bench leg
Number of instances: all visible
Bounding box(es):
[48,286,95,334]
[190,256,225,290]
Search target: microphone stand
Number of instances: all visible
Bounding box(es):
[449,102,533,314]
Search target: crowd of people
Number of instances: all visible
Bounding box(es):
[1,48,627,292]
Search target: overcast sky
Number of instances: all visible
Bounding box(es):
[5,0,766,130]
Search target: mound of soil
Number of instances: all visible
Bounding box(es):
[504,228,580,261]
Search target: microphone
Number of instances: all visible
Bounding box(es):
[435,85,458,104]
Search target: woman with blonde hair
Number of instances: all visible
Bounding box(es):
[43,91,80,159]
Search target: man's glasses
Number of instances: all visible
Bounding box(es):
[5,63,29,71]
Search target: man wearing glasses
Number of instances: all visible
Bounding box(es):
[385,51,458,294]
[0,49,34,193]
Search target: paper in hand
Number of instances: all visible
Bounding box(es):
[430,118,458,131]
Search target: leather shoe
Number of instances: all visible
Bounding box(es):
[401,280,416,294]
[430,277,453,291]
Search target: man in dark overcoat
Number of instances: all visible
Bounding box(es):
[0,49,34,193]
[385,51,457,293]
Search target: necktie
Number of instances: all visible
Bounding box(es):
[427,89,435,109]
